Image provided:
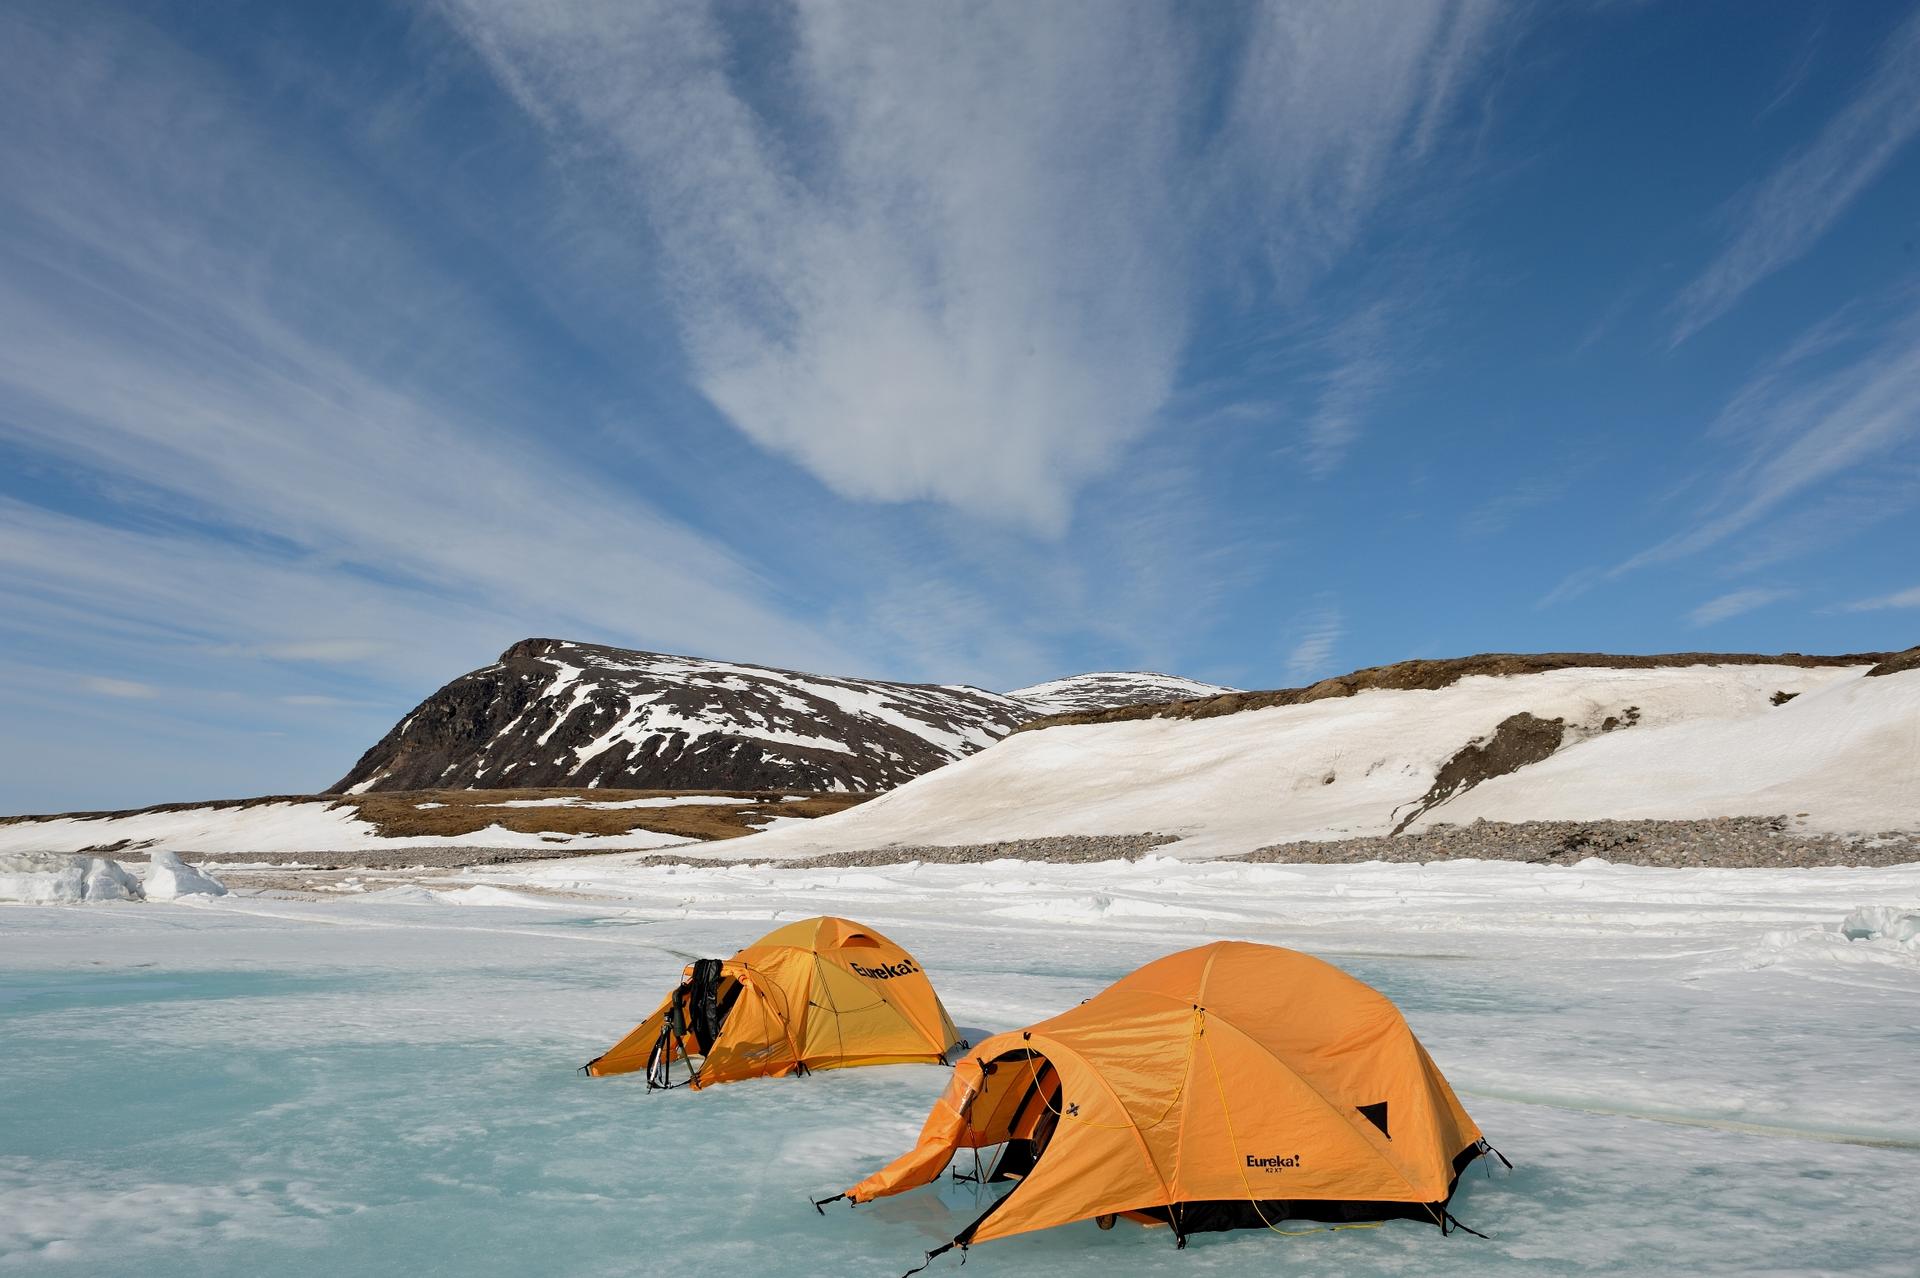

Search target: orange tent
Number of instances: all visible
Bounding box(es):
[832,940,1497,1260]
[585,916,960,1089]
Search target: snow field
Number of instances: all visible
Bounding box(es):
[3,855,1915,1275]
[717,664,1916,861]
[10,664,1910,866]
[1441,664,1920,830]
[0,800,696,856]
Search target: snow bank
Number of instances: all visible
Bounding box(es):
[709,663,1901,861]
[746,815,812,832]
[0,800,696,856]
[0,853,144,904]
[1714,903,1920,974]
[0,801,382,856]
[141,851,227,900]
[82,858,144,901]
[1840,905,1920,945]
[1438,667,1920,832]
[0,850,231,904]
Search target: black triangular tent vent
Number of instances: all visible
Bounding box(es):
[1357,1100,1390,1138]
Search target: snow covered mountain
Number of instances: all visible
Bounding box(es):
[332,639,1028,795]
[332,640,1241,797]
[1005,671,1238,715]
[715,649,1920,861]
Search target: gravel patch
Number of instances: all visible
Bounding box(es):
[777,834,1180,868]
[133,820,1920,877]
[620,820,1920,871]
[1238,817,1920,869]
[602,834,1182,871]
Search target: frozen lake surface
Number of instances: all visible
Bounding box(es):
[4,855,1917,1275]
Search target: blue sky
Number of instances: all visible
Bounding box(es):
[3,0,1919,813]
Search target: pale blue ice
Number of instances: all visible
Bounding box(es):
[3,858,1918,1276]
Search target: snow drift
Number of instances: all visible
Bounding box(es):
[1840,905,1920,945]
[142,851,228,900]
[0,853,142,904]
[0,851,232,904]
[0,799,697,858]
[716,662,1920,861]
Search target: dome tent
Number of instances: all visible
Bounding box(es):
[827,941,1498,1264]
[585,916,960,1088]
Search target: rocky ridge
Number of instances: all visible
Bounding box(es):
[332,640,1025,795]
[331,640,1237,797]
[1004,672,1238,715]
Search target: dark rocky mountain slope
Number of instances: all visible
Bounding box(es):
[331,639,1237,795]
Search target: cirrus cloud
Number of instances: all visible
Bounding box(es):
[1687,587,1794,628]
[433,0,1511,527]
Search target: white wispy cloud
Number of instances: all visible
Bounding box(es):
[1614,300,1920,577]
[78,675,160,699]
[1687,587,1793,628]
[1225,0,1504,285]
[216,641,395,665]
[1297,302,1397,477]
[435,0,1511,522]
[1671,8,1920,344]
[1463,476,1570,539]
[1284,606,1345,682]
[0,1,1520,807]
[0,6,854,688]
[1844,584,1920,611]
[0,500,510,692]
[1722,463,1920,572]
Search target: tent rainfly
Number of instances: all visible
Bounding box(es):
[585,915,961,1089]
[823,940,1503,1268]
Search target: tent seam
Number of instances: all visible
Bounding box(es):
[1201,1011,1429,1201]
[1029,1034,1182,1223]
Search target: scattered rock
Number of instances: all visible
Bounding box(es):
[801,833,1178,868]
[177,846,596,869]
[1238,818,1920,870]
[660,834,1182,870]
